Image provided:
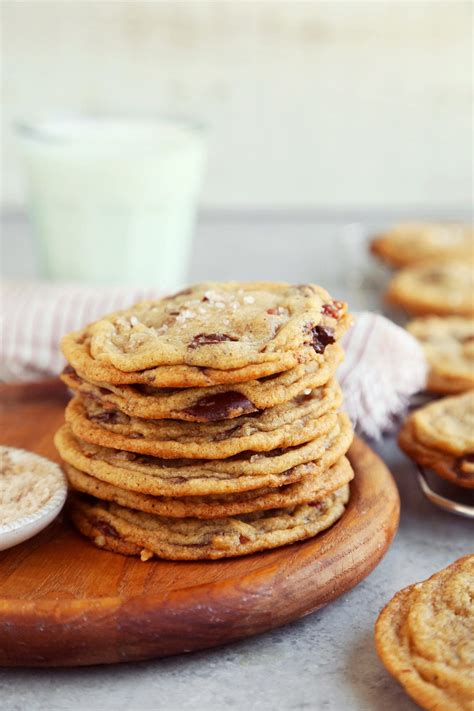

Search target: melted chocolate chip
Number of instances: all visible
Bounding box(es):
[305,324,335,354]
[62,364,75,375]
[96,521,119,539]
[90,411,121,424]
[239,534,250,544]
[188,333,238,349]
[182,391,257,421]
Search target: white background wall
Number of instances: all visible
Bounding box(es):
[2,0,473,211]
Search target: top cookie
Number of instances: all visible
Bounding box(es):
[78,282,349,373]
[407,316,474,393]
[386,260,474,317]
[371,222,474,268]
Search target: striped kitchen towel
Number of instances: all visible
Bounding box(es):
[0,281,427,437]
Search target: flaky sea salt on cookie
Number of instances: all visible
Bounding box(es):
[84,282,351,372]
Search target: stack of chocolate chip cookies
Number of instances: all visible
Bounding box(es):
[55,282,354,561]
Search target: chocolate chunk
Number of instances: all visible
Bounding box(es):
[188,333,238,349]
[305,324,335,354]
[239,534,250,544]
[182,391,257,421]
[62,364,75,375]
[96,520,119,539]
[90,411,121,424]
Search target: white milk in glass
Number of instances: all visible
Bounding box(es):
[17,117,206,289]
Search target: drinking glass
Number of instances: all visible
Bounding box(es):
[16,116,207,289]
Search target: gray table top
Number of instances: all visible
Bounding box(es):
[1,213,472,711]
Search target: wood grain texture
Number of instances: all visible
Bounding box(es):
[0,380,400,667]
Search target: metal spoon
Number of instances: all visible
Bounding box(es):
[417,466,474,519]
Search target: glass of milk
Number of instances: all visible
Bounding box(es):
[16,116,207,289]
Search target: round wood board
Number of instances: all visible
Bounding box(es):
[0,380,400,667]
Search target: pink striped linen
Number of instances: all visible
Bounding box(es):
[0,281,427,437]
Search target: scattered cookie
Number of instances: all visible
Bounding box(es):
[399,391,474,488]
[386,260,474,317]
[375,555,474,711]
[407,317,474,393]
[371,222,474,268]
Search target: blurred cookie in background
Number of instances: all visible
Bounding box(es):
[371,222,473,268]
[386,260,474,317]
[407,316,474,393]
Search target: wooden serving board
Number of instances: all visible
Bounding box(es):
[0,381,400,667]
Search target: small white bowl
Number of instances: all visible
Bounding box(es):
[0,446,67,551]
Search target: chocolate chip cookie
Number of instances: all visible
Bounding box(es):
[65,379,342,460]
[55,413,353,497]
[68,484,350,560]
[399,391,474,488]
[375,555,474,711]
[386,261,474,317]
[64,455,354,519]
[371,222,474,268]
[60,345,344,422]
[61,284,351,388]
[406,317,474,394]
